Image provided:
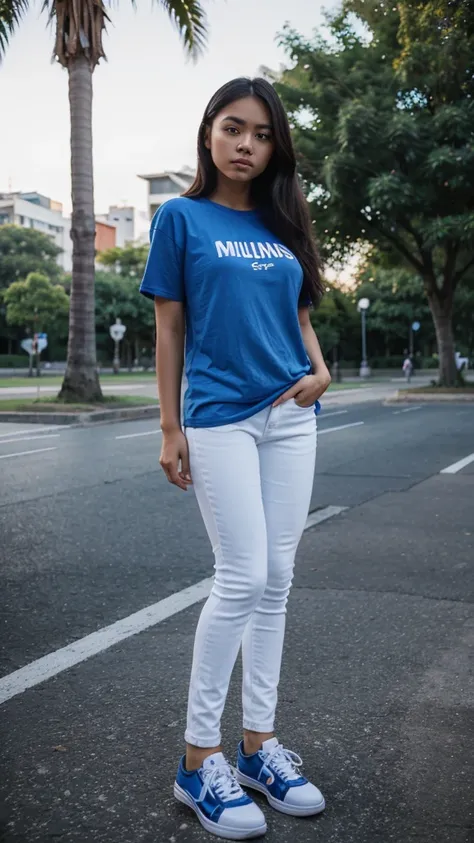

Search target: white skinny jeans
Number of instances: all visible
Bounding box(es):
[184,399,317,748]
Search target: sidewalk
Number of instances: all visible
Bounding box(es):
[1,471,473,842]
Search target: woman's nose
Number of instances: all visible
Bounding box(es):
[237,135,253,153]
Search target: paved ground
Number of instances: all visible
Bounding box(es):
[0,400,473,843]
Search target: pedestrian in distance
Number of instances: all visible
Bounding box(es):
[403,354,414,383]
[140,76,331,840]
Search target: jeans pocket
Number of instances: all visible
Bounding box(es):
[292,398,314,410]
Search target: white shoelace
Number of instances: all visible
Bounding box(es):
[261,744,303,782]
[201,762,245,803]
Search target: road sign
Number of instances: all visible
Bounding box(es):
[412,321,421,332]
[109,319,126,342]
[21,336,47,355]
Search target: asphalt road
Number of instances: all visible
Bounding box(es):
[0,399,473,843]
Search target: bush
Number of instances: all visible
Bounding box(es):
[139,355,154,371]
[421,356,439,369]
[0,354,29,368]
[337,360,359,369]
[369,355,406,369]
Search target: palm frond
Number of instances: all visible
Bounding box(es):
[40,0,110,69]
[0,0,30,59]
[148,0,209,59]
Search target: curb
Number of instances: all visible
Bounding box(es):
[0,404,161,427]
[387,391,474,404]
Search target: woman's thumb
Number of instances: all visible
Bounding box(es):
[181,451,192,482]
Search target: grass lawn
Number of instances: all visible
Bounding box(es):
[0,372,156,389]
[327,382,368,391]
[0,395,158,413]
[1,376,368,394]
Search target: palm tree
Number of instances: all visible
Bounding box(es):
[0,1,208,401]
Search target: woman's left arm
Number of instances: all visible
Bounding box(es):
[298,306,331,383]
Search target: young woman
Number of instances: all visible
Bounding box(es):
[140,77,331,840]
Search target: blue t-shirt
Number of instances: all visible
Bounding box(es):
[140,197,312,428]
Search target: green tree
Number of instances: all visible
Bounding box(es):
[311,284,359,369]
[0,224,63,354]
[0,1,209,401]
[95,270,155,368]
[96,244,149,278]
[0,224,62,291]
[277,0,474,385]
[4,271,70,375]
[4,271,69,330]
[452,271,474,361]
[355,263,434,357]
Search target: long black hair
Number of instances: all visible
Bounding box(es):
[183,77,324,306]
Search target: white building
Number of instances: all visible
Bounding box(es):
[95,204,150,246]
[0,191,73,272]
[138,167,195,220]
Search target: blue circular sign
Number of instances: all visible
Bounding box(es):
[412,321,421,331]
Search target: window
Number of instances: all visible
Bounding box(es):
[149,177,176,195]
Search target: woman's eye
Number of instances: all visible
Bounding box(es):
[257,133,272,141]
[225,127,239,134]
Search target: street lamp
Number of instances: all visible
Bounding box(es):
[357,297,370,378]
[410,320,421,356]
[109,317,127,374]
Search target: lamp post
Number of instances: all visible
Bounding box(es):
[357,297,370,378]
[410,320,420,356]
[109,318,126,374]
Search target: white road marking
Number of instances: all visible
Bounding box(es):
[0,504,347,705]
[0,447,57,461]
[0,434,60,445]
[393,406,422,415]
[318,410,348,419]
[440,452,474,475]
[318,421,364,435]
[304,505,348,529]
[0,578,214,705]
[0,426,66,438]
[115,429,161,440]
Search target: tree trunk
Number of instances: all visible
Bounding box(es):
[427,290,458,386]
[59,56,102,403]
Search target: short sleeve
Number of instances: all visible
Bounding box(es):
[139,203,185,302]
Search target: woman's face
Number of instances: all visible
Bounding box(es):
[205,96,275,184]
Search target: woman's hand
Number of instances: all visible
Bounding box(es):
[273,369,332,408]
[159,428,193,492]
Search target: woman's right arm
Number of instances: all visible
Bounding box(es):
[154,297,192,492]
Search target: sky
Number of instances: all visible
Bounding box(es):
[0,0,336,217]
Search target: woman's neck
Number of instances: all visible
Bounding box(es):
[210,175,254,211]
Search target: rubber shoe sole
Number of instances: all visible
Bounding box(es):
[174,782,267,840]
[236,770,325,817]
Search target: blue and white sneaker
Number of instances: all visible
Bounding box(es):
[174,751,267,840]
[236,737,325,817]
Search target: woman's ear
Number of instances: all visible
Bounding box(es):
[203,124,211,150]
